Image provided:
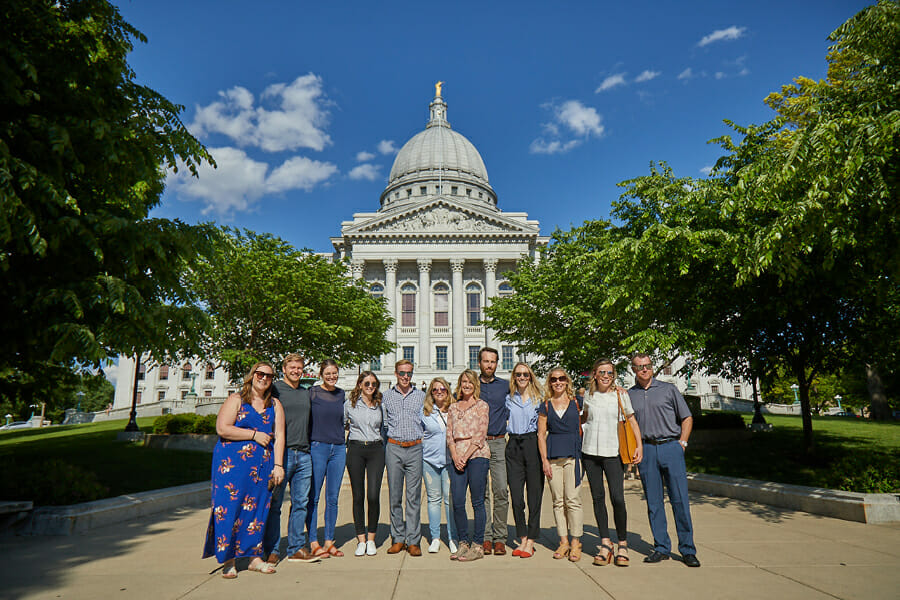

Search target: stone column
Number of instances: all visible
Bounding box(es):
[417,258,432,369]
[350,258,365,280]
[383,258,398,368]
[483,258,498,349]
[451,258,465,369]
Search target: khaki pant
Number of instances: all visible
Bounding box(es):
[548,457,583,537]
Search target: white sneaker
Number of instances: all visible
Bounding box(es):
[355,542,366,556]
[366,540,377,556]
[448,540,458,554]
[428,539,441,553]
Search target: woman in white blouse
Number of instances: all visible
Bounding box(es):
[581,358,642,566]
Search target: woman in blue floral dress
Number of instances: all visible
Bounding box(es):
[203,361,285,578]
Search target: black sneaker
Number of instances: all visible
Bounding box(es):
[643,550,670,563]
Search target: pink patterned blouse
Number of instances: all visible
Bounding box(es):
[446,399,491,461]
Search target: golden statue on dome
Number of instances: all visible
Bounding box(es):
[435,81,444,98]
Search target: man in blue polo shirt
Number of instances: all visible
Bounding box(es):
[478,347,510,555]
[628,353,700,568]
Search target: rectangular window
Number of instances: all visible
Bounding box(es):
[137,364,146,380]
[468,346,480,370]
[663,365,672,375]
[501,346,514,371]
[733,385,742,399]
[370,357,382,371]
[433,291,449,326]
[467,294,481,326]
[158,365,169,380]
[711,384,719,394]
[451,186,458,195]
[204,390,212,397]
[205,363,215,380]
[158,390,165,401]
[181,390,188,400]
[401,293,416,327]
[136,391,142,404]
[436,346,448,370]
[403,346,415,364]
[420,186,427,195]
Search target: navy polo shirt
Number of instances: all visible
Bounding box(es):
[480,376,510,437]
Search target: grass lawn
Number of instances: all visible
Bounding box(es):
[0,419,211,506]
[686,413,900,493]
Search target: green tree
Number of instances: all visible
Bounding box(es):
[188,228,393,380]
[0,1,215,404]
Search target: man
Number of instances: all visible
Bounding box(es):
[263,354,320,564]
[628,353,700,568]
[382,359,426,556]
[478,347,510,555]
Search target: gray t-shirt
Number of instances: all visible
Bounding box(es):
[627,378,691,440]
[271,380,311,451]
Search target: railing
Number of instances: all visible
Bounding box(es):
[432,326,450,335]
[399,327,417,335]
[466,326,484,335]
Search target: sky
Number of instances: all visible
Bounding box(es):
[113,0,872,253]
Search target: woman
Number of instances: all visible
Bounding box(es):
[505,362,544,558]
[422,377,458,554]
[203,362,285,578]
[446,369,490,562]
[582,359,642,566]
[307,359,347,558]
[538,367,584,562]
[344,371,385,557]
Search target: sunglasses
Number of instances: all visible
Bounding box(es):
[514,372,531,378]
[549,376,568,383]
[254,371,275,381]
[397,371,413,377]
[362,382,377,388]
[595,370,615,377]
[432,388,448,395]
[633,364,653,371]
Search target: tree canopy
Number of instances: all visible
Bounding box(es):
[188,228,393,380]
[0,0,216,405]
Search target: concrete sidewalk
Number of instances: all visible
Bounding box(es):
[1,478,898,600]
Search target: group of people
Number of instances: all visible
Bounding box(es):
[203,349,701,577]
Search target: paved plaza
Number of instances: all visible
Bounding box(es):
[1,477,898,600]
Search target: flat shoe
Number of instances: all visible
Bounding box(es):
[248,561,276,574]
[366,540,377,556]
[355,542,366,556]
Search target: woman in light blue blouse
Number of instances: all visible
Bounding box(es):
[505,362,544,558]
[422,377,458,554]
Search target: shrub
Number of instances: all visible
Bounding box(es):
[194,414,218,434]
[694,412,746,430]
[152,414,174,434]
[826,454,900,494]
[151,413,217,434]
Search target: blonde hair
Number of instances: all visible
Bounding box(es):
[424,377,454,416]
[508,362,543,404]
[543,367,575,401]
[588,358,616,395]
[455,370,481,402]
[282,353,305,370]
[240,361,275,407]
[349,371,382,408]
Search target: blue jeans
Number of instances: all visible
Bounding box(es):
[449,457,489,545]
[639,440,695,555]
[308,441,347,543]
[423,460,458,543]
[264,448,312,557]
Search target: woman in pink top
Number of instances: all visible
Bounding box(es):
[446,369,490,562]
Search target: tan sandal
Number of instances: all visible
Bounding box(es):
[553,541,570,560]
[247,559,276,574]
[323,542,344,558]
[593,543,614,566]
[568,539,582,562]
[615,544,630,567]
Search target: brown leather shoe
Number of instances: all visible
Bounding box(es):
[266,553,280,565]
[286,547,321,563]
[493,542,506,555]
[482,541,493,555]
[387,542,407,554]
[407,544,422,556]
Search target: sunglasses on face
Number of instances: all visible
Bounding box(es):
[633,364,653,371]
[549,376,567,383]
[596,370,615,377]
[362,382,377,388]
[432,388,448,395]
[254,371,275,381]
[397,371,413,377]
[514,372,531,378]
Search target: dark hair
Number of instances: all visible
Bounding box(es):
[478,347,499,361]
[349,371,382,408]
[631,352,651,364]
[239,362,275,408]
[589,358,615,394]
[319,359,339,378]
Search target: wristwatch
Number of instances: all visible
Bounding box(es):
[679,440,688,448]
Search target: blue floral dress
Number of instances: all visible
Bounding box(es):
[203,402,275,563]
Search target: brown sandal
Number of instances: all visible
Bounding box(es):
[323,543,344,557]
[593,543,614,566]
[568,539,582,562]
[614,544,630,567]
[553,541,570,559]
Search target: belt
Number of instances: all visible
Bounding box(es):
[388,438,422,448]
[486,434,506,440]
[508,432,537,439]
[349,439,383,446]
[287,446,309,452]
[643,436,679,445]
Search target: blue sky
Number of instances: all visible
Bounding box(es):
[114,0,871,253]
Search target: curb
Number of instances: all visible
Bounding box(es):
[687,472,900,523]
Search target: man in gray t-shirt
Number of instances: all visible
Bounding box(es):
[263,354,319,564]
[628,353,700,568]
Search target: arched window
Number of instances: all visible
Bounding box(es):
[158,364,169,380]
[498,282,513,297]
[182,362,192,380]
[433,283,449,326]
[401,283,417,327]
[205,362,215,380]
[369,283,384,298]
[466,283,482,326]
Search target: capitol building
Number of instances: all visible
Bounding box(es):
[112,88,753,414]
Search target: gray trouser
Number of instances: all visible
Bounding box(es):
[484,437,509,542]
[386,442,423,545]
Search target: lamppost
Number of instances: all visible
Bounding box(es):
[790,383,799,404]
[76,391,84,412]
[834,394,843,412]
[4,414,10,426]
[124,354,141,433]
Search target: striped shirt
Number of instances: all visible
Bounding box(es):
[381,385,426,443]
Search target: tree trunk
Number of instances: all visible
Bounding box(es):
[866,363,890,421]
[751,373,766,424]
[792,358,814,453]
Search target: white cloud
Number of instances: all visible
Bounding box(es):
[677,68,694,80]
[530,100,604,155]
[348,163,382,181]
[356,151,376,162]
[529,139,580,155]
[700,165,714,176]
[377,140,398,155]
[698,26,746,47]
[167,147,337,216]
[191,73,332,152]
[635,70,661,83]
[595,73,627,93]
[739,68,749,76]
[715,71,726,80]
